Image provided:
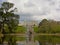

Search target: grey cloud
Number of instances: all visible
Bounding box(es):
[19,13,33,21]
[24,1,35,7]
[49,1,55,5]
[42,0,55,6]
[8,0,60,21]
[33,11,50,15]
[56,8,60,12]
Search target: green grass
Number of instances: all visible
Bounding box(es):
[15,26,27,33]
[33,26,39,33]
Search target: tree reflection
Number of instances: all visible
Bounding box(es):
[8,35,16,45]
[0,2,19,45]
[36,35,60,45]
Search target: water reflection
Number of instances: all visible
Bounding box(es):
[3,35,16,45]
[35,35,60,45]
[0,35,60,45]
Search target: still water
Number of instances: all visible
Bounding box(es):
[35,35,60,45]
[2,35,60,45]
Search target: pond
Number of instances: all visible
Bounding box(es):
[1,35,60,45]
[35,35,60,45]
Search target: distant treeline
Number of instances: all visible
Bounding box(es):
[37,19,60,33]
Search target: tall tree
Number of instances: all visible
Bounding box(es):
[38,19,49,33]
[0,2,19,44]
[0,2,19,33]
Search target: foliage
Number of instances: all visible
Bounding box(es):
[0,2,19,33]
[0,2,19,44]
[35,35,60,44]
[38,19,60,33]
[38,19,49,33]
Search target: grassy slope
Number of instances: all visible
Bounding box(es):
[15,26,27,33]
[33,26,39,33]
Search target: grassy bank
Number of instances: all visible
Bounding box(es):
[15,26,27,34]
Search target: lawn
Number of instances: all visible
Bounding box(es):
[15,26,27,34]
[33,26,39,33]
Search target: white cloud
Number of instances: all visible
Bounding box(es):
[7,0,60,21]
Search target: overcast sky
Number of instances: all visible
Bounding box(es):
[1,0,60,22]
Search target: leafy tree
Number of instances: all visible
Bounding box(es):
[48,20,60,33]
[0,2,19,44]
[8,35,16,45]
[38,19,50,33]
[38,19,60,33]
[0,2,19,33]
